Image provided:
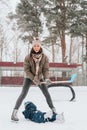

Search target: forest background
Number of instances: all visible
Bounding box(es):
[0,0,87,64]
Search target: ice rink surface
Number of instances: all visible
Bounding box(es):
[0,86,87,130]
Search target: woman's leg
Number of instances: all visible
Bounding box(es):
[11,78,32,121]
[14,78,32,110]
[39,84,54,110]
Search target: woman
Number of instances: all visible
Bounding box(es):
[11,37,56,121]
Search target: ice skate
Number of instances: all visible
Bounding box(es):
[11,109,19,122]
[55,112,65,123]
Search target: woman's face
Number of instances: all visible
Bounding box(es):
[33,44,41,53]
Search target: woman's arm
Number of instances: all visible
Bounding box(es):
[24,56,34,81]
[42,56,49,79]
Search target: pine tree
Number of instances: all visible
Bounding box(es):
[42,0,79,62]
[69,0,87,62]
[11,0,45,43]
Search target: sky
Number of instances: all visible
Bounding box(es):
[0,86,87,130]
[9,0,20,12]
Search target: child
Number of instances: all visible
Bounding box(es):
[22,101,64,123]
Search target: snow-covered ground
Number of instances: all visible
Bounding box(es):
[0,86,87,130]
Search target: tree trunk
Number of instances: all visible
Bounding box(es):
[85,33,87,85]
[52,42,55,62]
[85,33,87,64]
[69,36,73,64]
[60,30,66,62]
[60,30,66,77]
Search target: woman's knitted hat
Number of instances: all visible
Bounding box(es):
[32,37,41,47]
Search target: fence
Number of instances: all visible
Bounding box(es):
[0,62,83,86]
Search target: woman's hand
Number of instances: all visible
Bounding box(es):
[33,75,38,85]
[45,79,52,85]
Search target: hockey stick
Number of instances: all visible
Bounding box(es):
[41,73,77,84]
[40,73,77,101]
[47,83,75,101]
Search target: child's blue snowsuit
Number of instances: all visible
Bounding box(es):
[22,101,56,123]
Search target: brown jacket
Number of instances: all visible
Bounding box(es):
[24,53,49,81]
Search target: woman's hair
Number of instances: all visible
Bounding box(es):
[30,47,43,57]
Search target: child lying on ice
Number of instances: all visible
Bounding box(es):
[22,101,64,123]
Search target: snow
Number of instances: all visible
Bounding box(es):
[0,86,87,130]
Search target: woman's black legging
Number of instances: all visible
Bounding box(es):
[14,78,54,110]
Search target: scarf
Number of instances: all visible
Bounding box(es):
[32,53,42,75]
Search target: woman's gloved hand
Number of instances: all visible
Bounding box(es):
[45,79,52,85]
